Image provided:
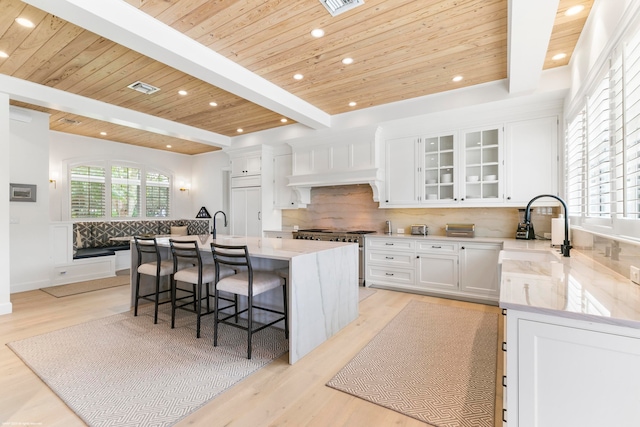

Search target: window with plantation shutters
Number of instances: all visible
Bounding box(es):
[146,171,170,217]
[111,166,141,218]
[566,111,585,216]
[624,29,640,219]
[69,162,172,220]
[70,166,106,218]
[586,76,613,218]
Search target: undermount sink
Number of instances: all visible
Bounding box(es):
[498,249,561,264]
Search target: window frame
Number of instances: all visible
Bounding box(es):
[67,159,174,221]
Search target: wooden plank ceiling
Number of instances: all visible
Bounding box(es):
[0,0,593,155]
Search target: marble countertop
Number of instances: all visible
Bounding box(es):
[155,234,355,261]
[366,233,640,329]
[499,241,640,329]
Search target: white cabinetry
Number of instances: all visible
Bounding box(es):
[365,238,415,288]
[415,241,459,291]
[385,137,420,205]
[505,116,558,204]
[365,236,502,303]
[231,187,262,237]
[273,154,301,209]
[461,126,502,202]
[459,243,501,298]
[382,114,558,208]
[231,153,261,177]
[227,146,278,237]
[504,310,640,427]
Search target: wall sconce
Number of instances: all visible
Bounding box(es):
[179,181,191,193]
[49,171,59,189]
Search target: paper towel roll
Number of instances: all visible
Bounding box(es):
[551,215,565,246]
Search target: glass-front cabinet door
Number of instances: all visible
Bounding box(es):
[422,134,455,203]
[462,127,502,202]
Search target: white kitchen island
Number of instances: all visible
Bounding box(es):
[130,235,359,364]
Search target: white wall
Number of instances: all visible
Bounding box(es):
[0,95,11,314]
[9,107,52,293]
[191,150,230,234]
[49,132,195,221]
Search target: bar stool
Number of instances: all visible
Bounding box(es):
[211,243,288,359]
[169,239,235,338]
[133,236,174,324]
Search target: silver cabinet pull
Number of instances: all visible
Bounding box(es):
[432,245,442,248]
[385,272,394,276]
[385,256,394,259]
[385,242,394,245]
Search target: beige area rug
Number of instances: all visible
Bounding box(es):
[8,304,288,427]
[41,273,129,297]
[327,301,498,427]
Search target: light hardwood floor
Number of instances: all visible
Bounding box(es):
[0,285,503,426]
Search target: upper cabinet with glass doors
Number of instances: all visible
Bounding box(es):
[423,135,455,202]
[461,127,502,202]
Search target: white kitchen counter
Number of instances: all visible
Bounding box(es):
[499,239,640,329]
[131,234,359,363]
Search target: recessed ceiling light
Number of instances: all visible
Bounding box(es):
[178,90,188,96]
[348,101,357,107]
[281,118,288,123]
[452,75,463,82]
[565,5,585,16]
[552,53,567,61]
[342,57,354,65]
[100,131,107,136]
[15,17,34,28]
[311,29,325,38]
[0,51,7,58]
[293,73,304,80]
[166,145,172,148]
[209,101,218,107]
[237,128,243,133]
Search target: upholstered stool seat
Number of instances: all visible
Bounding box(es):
[170,239,236,338]
[211,243,288,359]
[134,236,175,324]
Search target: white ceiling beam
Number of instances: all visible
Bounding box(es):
[507,0,560,94]
[22,0,331,130]
[0,74,231,147]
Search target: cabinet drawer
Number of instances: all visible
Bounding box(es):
[416,241,458,253]
[367,238,415,251]
[366,266,414,285]
[367,250,414,268]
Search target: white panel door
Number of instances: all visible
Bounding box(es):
[231,187,262,237]
[459,243,501,297]
[385,137,420,205]
[415,253,458,290]
[518,320,640,427]
[505,116,558,204]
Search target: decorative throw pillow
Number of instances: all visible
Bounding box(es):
[170,225,188,236]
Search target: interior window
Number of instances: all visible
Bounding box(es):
[70,165,106,218]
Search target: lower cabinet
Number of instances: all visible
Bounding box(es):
[504,309,640,426]
[365,236,502,303]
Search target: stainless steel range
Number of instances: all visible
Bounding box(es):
[293,229,376,286]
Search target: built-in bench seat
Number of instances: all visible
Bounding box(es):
[74,245,131,259]
[72,219,209,260]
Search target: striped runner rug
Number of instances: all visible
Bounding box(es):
[327,300,498,427]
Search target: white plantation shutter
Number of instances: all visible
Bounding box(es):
[111,166,141,218]
[586,76,613,218]
[70,165,106,218]
[146,171,170,217]
[566,111,585,216]
[625,30,640,219]
[611,55,625,217]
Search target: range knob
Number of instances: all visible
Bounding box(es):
[342,238,347,242]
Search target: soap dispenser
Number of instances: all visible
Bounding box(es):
[385,220,392,235]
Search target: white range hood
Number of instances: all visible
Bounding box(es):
[286,126,384,204]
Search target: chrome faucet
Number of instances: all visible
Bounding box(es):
[212,210,227,239]
[523,194,572,257]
